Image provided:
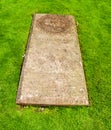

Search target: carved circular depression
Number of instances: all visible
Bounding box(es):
[37,15,71,33]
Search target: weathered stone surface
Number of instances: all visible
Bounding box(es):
[16,14,89,106]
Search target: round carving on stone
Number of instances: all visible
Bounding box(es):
[37,15,71,33]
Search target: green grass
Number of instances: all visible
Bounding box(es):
[0,0,111,130]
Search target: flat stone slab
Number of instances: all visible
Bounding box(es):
[16,14,89,106]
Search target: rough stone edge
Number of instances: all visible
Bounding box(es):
[73,17,90,106]
[16,14,37,104]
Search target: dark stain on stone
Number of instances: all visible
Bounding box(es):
[37,14,71,33]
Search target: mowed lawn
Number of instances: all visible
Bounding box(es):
[0,0,111,130]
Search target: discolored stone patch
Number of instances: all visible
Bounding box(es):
[37,14,71,33]
[16,14,89,106]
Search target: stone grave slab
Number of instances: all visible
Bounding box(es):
[16,14,89,106]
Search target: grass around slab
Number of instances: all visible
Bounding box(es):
[0,0,111,130]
